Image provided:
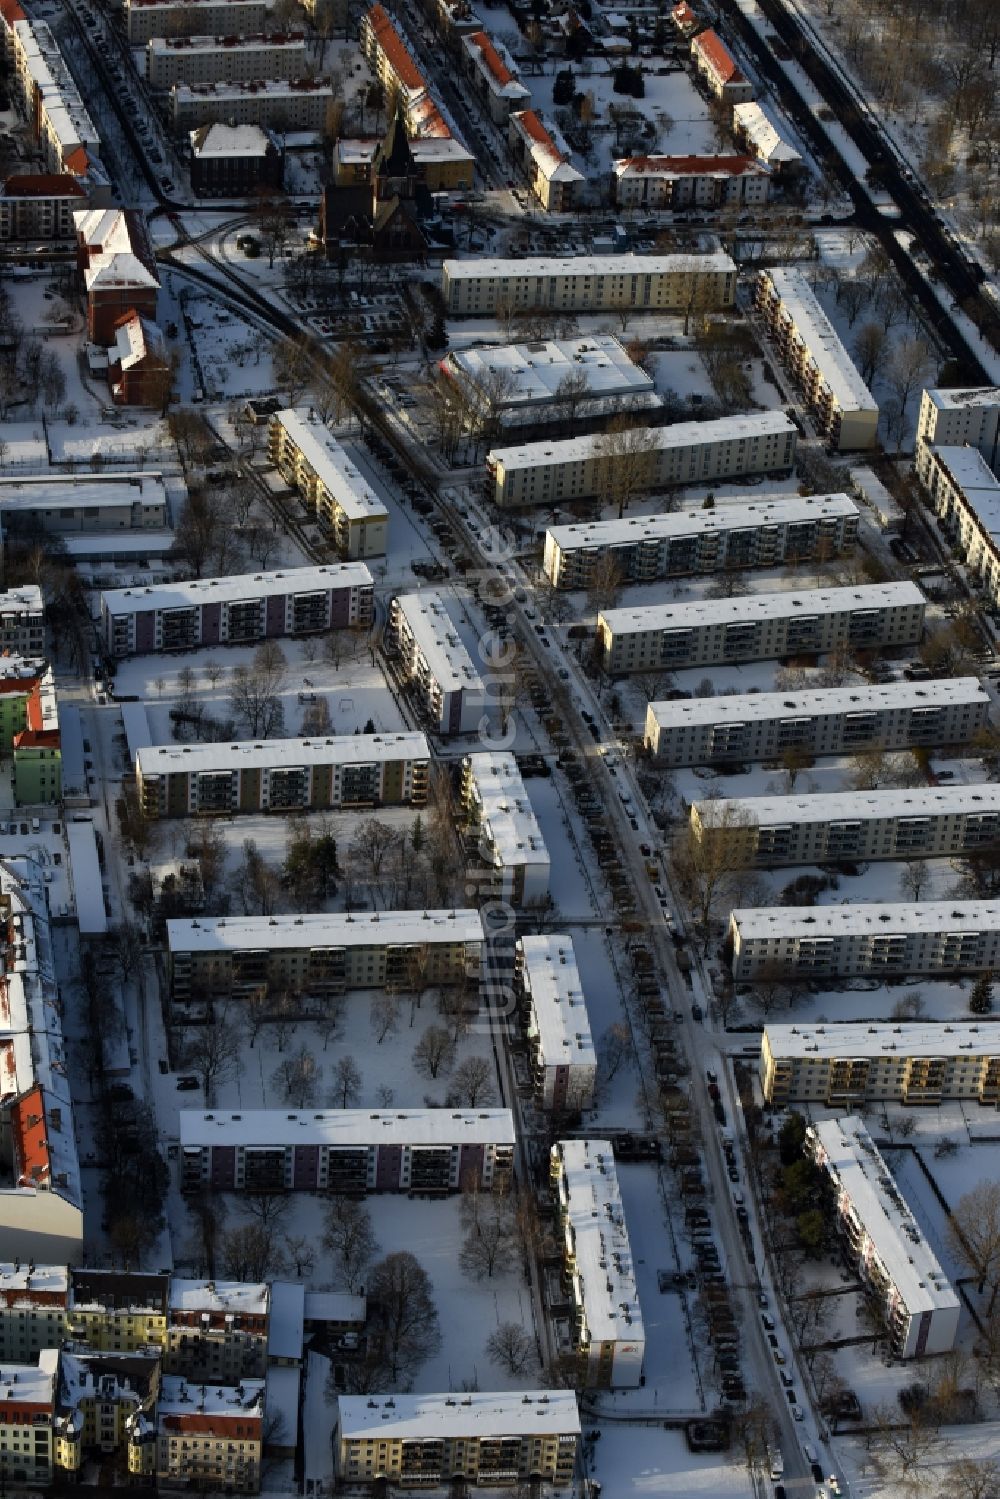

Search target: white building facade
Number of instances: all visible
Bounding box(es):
[614,154,770,210]
[268,410,388,560]
[915,443,1000,609]
[386,591,486,736]
[916,386,1000,466]
[442,252,737,316]
[146,32,307,89]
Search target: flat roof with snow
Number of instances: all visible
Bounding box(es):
[555,1140,643,1348]
[101,563,373,616]
[696,781,1000,827]
[137,731,429,779]
[392,591,485,695]
[167,908,484,953]
[739,899,1000,940]
[180,1107,515,1148]
[519,935,595,1069]
[158,1376,265,1419]
[64,822,107,935]
[490,410,795,472]
[336,1390,580,1441]
[926,446,1000,544]
[464,753,549,869]
[0,586,44,617]
[0,473,166,512]
[549,492,856,551]
[444,334,654,407]
[601,580,924,635]
[810,1116,959,1317]
[767,1018,1000,1058]
[647,676,987,727]
[271,411,388,524]
[169,1279,270,1316]
[444,251,736,281]
[922,387,1000,412]
[148,32,305,54]
[763,268,878,414]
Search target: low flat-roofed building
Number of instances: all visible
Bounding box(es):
[268,409,388,559]
[598,580,925,674]
[156,1375,265,1494]
[915,443,1000,610]
[0,473,167,533]
[0,1347,58,1486]
[550,1140,644,1388]
[166,907,484,1002]
[692,781,1000,867]
[614,153,770,210]
[644,676,989,766]
[734,900,1000,982]
[762,1020,1000,1106]
[545,492,857,589]
[732,101,804,175]
[180,1108,514,1194]
[756,267,878,450]
[170,77,335,131]
[440,333,659,431]
[101,563,373,657]
[461,29,530,121]
[488,409,796,508]
[124,0,270,44]
[136,731,429,820]
[442,251,737,317]
[386,591,486,735]
[808,1116,959,1358]
[333,1391,580,1489]
[146,30,307,89]
[460,753,549,906]
[916,386,1000,465]
[516,936,595,1112]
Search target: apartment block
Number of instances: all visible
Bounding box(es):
[614,154,770,210]
[66,1270,169,1354]
[916,386,1000,466]
[268,409,388,560]
[0,473,167,534]
[915,443,1000,610]
[488,410,796,508]
[166,1280,269,1382]
[644,677,989,767]
[508,110,584,211]
[0,1266,68,1363]
[692,782,1000,867]
[690,29,754,102]
[123,0,269,44]
[146,32,308,89]
[544,492,858,590]
[0,1347,59,1486]
[762,1021,1000,1106]
[756,267,879,450]
[170,78,335,131]
[386,591,486,736]
[550,1141,644,1388]
[460,753,550,906]
[0,174,87,242]
[442,251,737,317]
[4,15,100,177]
[54,1348,158,1481]
[361,3,471,178]
[180,1109,514,1194]
[732,101,804,175]
[461,30,530,122]
[136,732,429,820]
[156,1376,264,1493]
[166,909,484,1003]
[598,581,925,675]
[100,563,373,657]
[808,1117,959,1358]
[516,936,595,1112]
[333,1392,580,1489]
[440,333,659,432]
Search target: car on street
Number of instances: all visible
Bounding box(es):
[791,1405,804,1421]
[176,1075,199,1091]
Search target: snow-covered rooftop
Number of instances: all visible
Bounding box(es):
[0,473,166,513]
[697,781,1000,827]
[489,410,795,471]
[173,78,332,102]
[137,731,429,779]
[0,1263,68,1298]
[303,1292,366,1325]
[554,1140,643,1349]
[148,30,305,54]
[464,753,548,870]
[169,1279,270,1316]
[166,908,484,953]
[444,250,736,281]
[601,580,924,635]
[0,586,43,617]
[549,492,856,552]
[614,153,766,181]
[809,1116,959,1317]
[271,410,388,523]
[336,1390,580,1440]
[519,935,595,1070]
[766,1018,1000,1057]
[762,267,878,414]
[392,591,485,695]
[732,101,802,165]
[180,1108,515,1148]
[443,333,654,408]
[922,386,1000,413]
[647,675,987,727]
[0,1348,58,1408]
[101,563,373,616]
[190,122,277,159]
[926,446,1000,543]
[158,1376,265,1420]
[267,1282,304,1362]
[739,899,1000,940]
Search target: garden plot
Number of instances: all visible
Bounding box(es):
[181,293,278,400]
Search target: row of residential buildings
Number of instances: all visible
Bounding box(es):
[146,30,307,89]
[597,581,925,675]
[169,76,336,131]
[0,2,102,182]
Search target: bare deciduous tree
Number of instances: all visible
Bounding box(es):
[331,1054,362,1108]
[486,1321,537,1376]
[367,1252,441,1382]
[450,1055,497,1107]
[413,1024,456,1079]
[322,1196,378,1292]
[948,1181,1000,1313]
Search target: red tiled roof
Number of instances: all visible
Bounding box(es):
[13,730,60,749]
[366,4,425,93]
[617,153,760,175]
[468,29,515,86]
[11,1085,50,1191]
[693,28,743,84]
[2,174,87,198]
[513,109,556,150]
[0,675,39,697]
[0,0,26,26]
[62,145,91,176]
